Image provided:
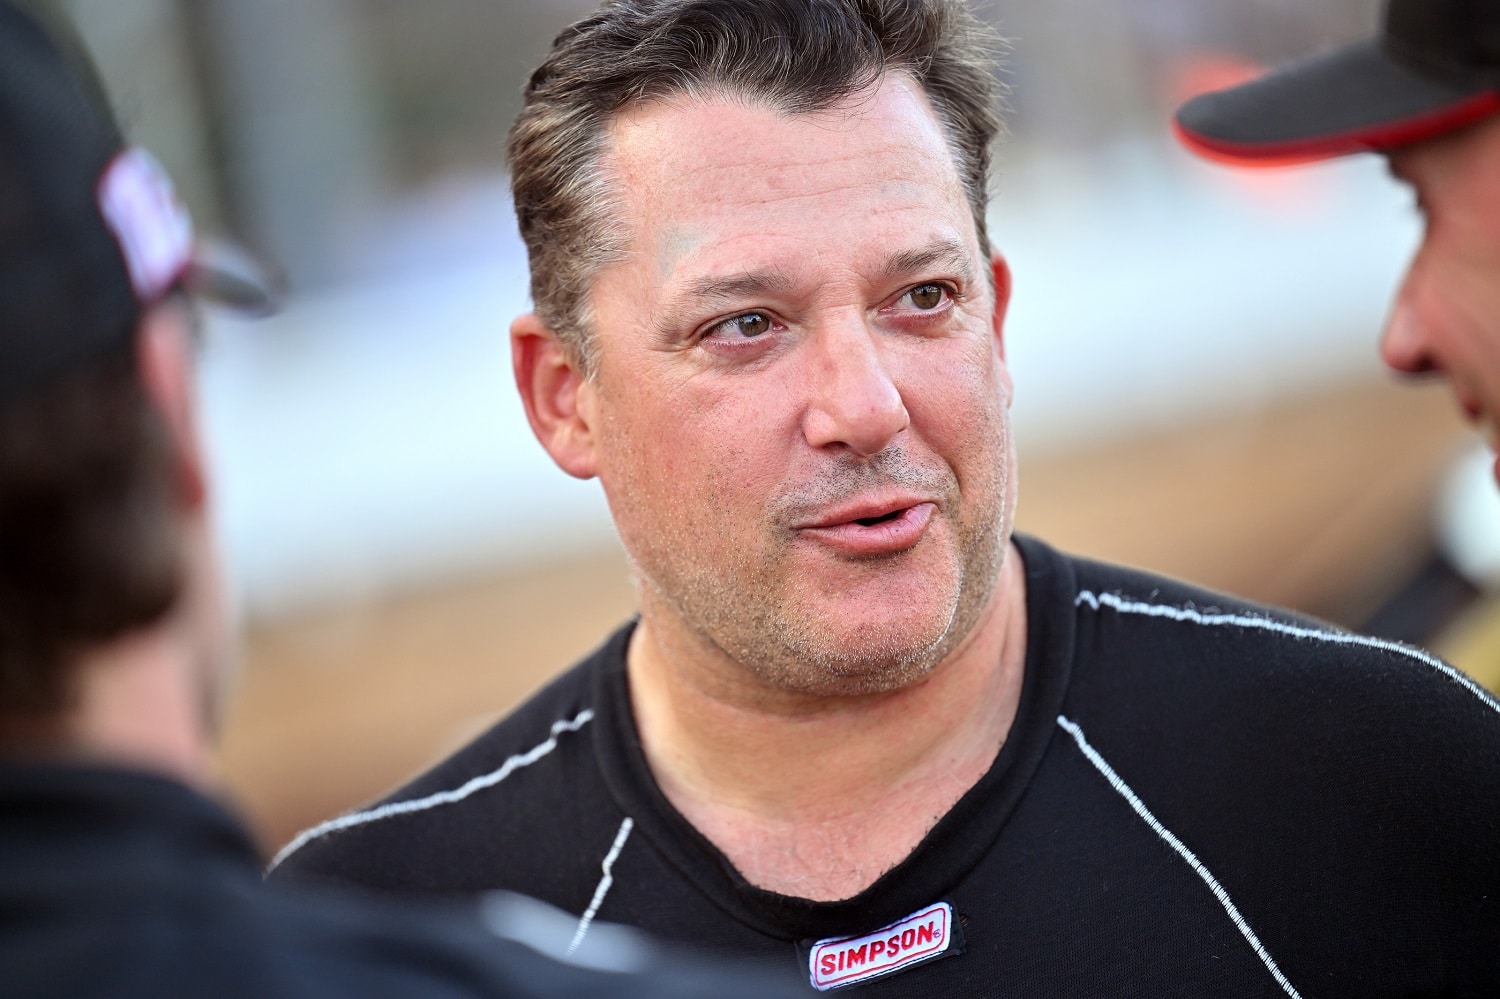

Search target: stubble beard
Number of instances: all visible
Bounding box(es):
[625,441,1013,699]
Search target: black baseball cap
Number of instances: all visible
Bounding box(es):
[1175,0,1500,165]
[0,2,276,407]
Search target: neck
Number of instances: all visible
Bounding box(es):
[0,621,211,787]
[627,541,1028,900]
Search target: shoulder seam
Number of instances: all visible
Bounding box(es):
[265,708,595,873]
[567,817,635,956]
[1076,589,1500,718]
[1056,715,1304,998]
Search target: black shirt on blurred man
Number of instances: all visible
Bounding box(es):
[0,4,798,995]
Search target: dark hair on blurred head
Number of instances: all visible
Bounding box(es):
[507,0,1005,373]
[0,333,182,716]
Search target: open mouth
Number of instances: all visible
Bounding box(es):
[853,509,908,527]
[798,501,937,556]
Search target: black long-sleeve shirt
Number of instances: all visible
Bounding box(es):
[274,535,1500,996]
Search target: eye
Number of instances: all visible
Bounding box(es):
[707,311,775,340]
[907,283,947,310]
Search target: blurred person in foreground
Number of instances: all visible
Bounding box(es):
[0,4,801,997]
[273,1,1500,994]
[1177,0,1500,487]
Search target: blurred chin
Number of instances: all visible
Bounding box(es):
[1482,421,1500,486]
[183,526,238,744]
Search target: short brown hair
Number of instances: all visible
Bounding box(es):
[507,0,1005,373]
[0,334,182,716]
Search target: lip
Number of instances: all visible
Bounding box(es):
[1454,391,1499,448]
[796,499,937,556]
[1481,415,1500,452]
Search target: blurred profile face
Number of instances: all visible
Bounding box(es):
[579,74,1017,696]
[185,519,236,739]
[1383,113,1500,484]
[139,301,237,738]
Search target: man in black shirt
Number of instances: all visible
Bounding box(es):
[273,1,1500,994]
[0,4,796,996]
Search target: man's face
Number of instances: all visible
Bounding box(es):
[137,302,237,742]
[1383,114,1500,483]
[572,74,1015,696]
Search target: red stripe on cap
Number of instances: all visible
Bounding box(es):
[1176,89,1500,167]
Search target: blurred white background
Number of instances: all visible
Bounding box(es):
[48,0,1426,617]
[34,0,1497,847]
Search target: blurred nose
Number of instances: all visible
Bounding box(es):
[801,317,909,457]
[1380,295,1438,375]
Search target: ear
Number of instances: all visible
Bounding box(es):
[511,312,599,480]
[136,302,207,509]
[989,251,1013,362]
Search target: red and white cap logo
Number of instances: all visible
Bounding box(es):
[96,146,194,304]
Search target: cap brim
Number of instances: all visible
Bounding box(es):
[181,238,283,317]
[1176,38,1500,166]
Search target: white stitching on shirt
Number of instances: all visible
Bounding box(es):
[1076,589,1500,717]
[265,709,595,873]
[567,817,634,956]
[1056,715,1304,999]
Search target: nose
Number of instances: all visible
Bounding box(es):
[1380,293,1438,375]
[801,317,909,457]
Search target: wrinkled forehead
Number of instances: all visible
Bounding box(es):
[598,74,976,267]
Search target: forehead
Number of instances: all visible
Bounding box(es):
[1388,114,1500,188]
[600,74,975,279]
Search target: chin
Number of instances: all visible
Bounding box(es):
[756,546,1003,696]
[755,608,962,697]
[760,653,940,699]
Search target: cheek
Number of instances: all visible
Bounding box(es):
[1450,255,1500,354]
[597,374,789,525]
[917,356,1014,512]
[906,345,1009,442]
[1415,216,1500,319]
[1407,250,1495,360]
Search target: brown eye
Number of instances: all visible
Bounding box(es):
[909,284,945,310]
[718,312,771,338]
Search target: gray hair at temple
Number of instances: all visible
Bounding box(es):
[506,0,1006,375]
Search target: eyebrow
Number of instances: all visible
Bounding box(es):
[680,238,974,303]
[881,238,975,285]
[1385,152,1419,186]
[685,268,795,302]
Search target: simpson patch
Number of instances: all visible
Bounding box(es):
[805,901,961,991]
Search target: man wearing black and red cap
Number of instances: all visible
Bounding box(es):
[0,3,803,996]
[1177,0,1500,485]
